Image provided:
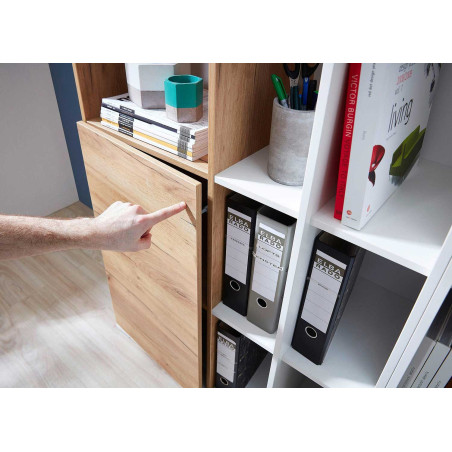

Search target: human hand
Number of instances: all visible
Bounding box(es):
[92,201,186,252]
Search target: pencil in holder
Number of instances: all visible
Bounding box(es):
[267,98,315,186]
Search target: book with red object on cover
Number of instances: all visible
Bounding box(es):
[335,64,440,230]
[334,64,362,220]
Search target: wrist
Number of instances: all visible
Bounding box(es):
[70,217,103,250]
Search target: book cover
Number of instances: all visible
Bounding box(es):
[428,350,452,388]
[341,64,440,230]
[334,63,362,220]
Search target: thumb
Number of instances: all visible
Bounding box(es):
[142,202,186,227]
[137,233,152,250]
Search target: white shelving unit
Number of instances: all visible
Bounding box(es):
[215,146,302,218]
[212,63,452,388]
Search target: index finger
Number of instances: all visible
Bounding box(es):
[144,202,186,226]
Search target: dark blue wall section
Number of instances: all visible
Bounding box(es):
[49,63,92,208]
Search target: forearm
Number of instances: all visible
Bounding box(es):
[0,215,100,260]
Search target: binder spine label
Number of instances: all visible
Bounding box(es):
[301,250,347,333]
[224,208,252,285]
[217,332,236,382]
[251,223,285,302]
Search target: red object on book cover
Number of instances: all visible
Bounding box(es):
[334,64,362,220]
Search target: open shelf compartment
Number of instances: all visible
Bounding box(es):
[212,302,277,354]
[215,146,303,218]
[282,275,417,388]
[311,158,452,276]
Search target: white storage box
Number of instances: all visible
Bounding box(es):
[125,63,191,109]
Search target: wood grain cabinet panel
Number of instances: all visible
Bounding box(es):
[77,122,202,387]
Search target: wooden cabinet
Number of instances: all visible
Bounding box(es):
[74,63,287,387]
[78,122,202,387]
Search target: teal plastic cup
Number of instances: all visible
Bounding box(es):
[164,75,203,123]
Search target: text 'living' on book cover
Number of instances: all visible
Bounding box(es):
[339,63,440,230]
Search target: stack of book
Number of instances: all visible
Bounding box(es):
[399,290,452,388]
[100,90,208,162]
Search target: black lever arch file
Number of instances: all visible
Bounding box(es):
[291,232,365,365]
[215,322,267,388]
[222,194,262,316]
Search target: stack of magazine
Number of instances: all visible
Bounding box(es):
[100,90,208,162]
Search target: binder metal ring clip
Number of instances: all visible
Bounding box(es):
[229,280,241,292]
[305,326,318,339]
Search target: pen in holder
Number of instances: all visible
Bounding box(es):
[267,98,315,186]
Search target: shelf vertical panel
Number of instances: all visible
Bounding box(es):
[270,63,349,387]
[206,63,289,387]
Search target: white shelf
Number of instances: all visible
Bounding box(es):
[214,146,302,218]
[246,353,272,388]
[212,302,276,354]
[282,276,414,388]
[311,159,452,276]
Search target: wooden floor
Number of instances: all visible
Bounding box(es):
[0,202,179,388]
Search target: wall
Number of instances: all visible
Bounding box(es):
[0,64,78,216]
[49,64,92,208]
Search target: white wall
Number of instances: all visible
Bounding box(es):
[0,64,78,216]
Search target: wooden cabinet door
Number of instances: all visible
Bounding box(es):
[77,122,202,387]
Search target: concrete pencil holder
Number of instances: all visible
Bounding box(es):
[267,98,315,186]
[164,75,203,123]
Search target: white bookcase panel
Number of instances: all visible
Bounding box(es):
[212,63,452,388]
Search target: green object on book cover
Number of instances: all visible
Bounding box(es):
[164,75,203,109]
[389,125,426,182]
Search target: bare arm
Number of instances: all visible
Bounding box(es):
[0,201,186,260]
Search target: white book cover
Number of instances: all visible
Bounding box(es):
[398,335,436,387]
[412,341,449,388]
[428,350,452,388]
[101,89,209,136]
[342,64,441,230]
